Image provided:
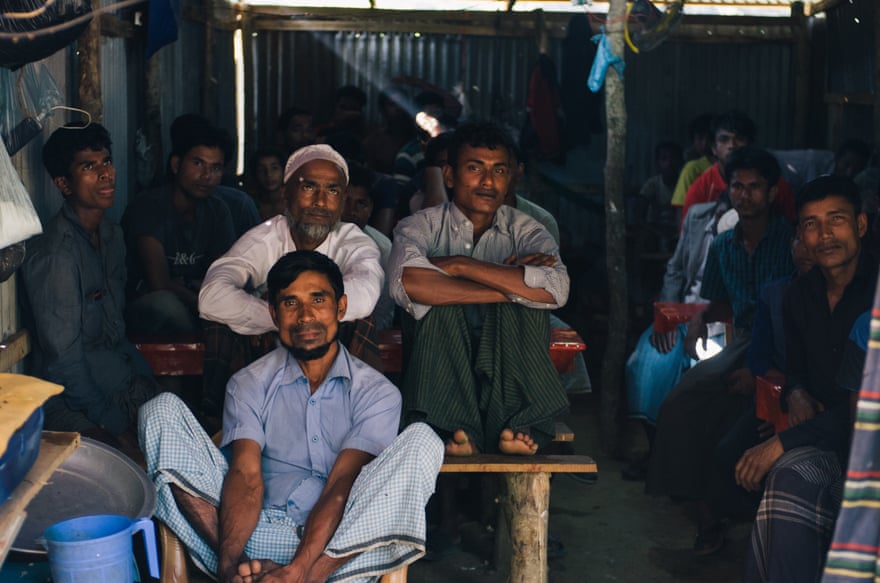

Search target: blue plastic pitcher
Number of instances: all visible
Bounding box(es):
[41,514,159,583]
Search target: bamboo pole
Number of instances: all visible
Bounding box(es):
[600,0,628,456]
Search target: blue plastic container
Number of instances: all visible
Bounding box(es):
[41,514,159,583]
[0,407,43,505]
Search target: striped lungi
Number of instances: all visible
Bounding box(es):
[823,305,880,583]
[401,303,568,453]
[745,446,844,583]
[138,392,443,582]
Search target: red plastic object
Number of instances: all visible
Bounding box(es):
[652,302,709,334]
[755,374,789,433]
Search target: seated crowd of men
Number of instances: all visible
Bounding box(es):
[18,112,577,581]
[16,99,879,582]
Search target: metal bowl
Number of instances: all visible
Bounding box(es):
[11,437,157,556]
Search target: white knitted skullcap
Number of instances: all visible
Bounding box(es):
[283,144,349,184]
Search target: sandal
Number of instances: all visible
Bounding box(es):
[693,523,725,556]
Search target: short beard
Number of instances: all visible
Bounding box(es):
[286,211,334,243]
[285,332,338,362]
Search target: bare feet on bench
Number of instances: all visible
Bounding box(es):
[234,558,281,582]
[498,429,538,456]
[445,429,479,456]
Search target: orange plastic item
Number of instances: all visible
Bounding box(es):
[755,374,789,433]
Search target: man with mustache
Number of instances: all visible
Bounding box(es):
[741,175,876,583]
[20,122,159,454]
[140,251,442,583]
[388,121,569,456]
[122,119,236,336]
[199,144,383,421]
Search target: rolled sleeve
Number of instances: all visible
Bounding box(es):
[388,214,447,320]
[514,263,569,309]
[330,226,384,321]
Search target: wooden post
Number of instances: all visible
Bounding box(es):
[791,1,810,147]
[203,1,217,121]
[143,54,164,188]
[599,0,628,456]
[499,473,550,583]
[77,0,103,123]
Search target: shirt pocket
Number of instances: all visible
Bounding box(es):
[81,288,106,342]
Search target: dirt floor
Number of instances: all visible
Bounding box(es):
[409,392,753,583]
[0,393,756,583]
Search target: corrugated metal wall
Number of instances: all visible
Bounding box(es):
[248,29,796,190]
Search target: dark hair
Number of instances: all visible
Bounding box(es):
[687,113,714,141]
[835,138,871,163]
[276,107,313,132]
[346,160,374,191]
[42,122,112,178]
[248,147,286,177]
[723,146,781,188]
[267,250,344,305]
[424,132,454,167]
[170,114,233,162]
[415,91,445,110]
[712,110,757,143]
[336,85,367,108]
[796,174,862,218]
[447,121,517,168]
[655,140,683,161]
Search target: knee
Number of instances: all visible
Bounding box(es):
[400,422,445,467]
[138,392,187,436]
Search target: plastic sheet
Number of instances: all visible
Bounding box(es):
[0,132,42,248]
[0,0,93,70]
[0,63,63,155]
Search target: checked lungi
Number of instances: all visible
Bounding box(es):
[744,446,844,583]
[138,393,443,582]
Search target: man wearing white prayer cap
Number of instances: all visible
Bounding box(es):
[197,144,384,421]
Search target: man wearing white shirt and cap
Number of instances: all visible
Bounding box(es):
[198,144,383,422]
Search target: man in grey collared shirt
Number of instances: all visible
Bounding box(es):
[388,121,570,456]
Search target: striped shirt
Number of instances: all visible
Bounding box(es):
[700,215,794,332]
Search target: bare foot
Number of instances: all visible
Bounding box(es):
[498,429,538,456]
[233,558,282,582]
[445,429,479,456]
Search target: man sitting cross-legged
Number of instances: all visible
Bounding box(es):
[139,251,443,583]
[388,121,570,456]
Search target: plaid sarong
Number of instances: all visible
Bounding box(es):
[138,393,443,582]
[823,306,880,583]
[745,446,844,583]
[401,304,568,453]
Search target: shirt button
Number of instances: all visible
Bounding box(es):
[311,435,318,443]
[309,399,316,406]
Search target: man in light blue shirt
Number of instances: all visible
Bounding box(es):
[139,251,442,583]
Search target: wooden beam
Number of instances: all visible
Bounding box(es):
[77,0,103,123]
[0,330,30,373]
[807,0,845,16]
[439,454,597,473]
[500,473,550,583]
[792,1,809,145]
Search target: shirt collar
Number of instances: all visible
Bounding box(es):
[283,342,354,392]
[60,202,111,244]
[447,201,511,236]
